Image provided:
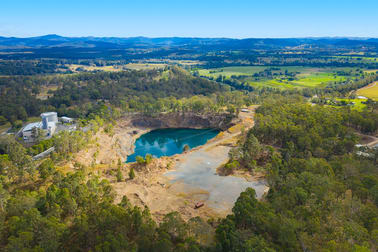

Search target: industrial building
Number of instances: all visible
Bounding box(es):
[40,112,58,136]
[41,112,58,129]
[21,112,67,141]
[61,116,74,124]
[22,122,43,140]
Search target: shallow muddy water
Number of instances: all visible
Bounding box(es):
[165,144,268,212]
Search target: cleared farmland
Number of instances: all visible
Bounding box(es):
[356,81,378,100]
[196,66,359,89]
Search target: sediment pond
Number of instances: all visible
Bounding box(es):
[165,143,268,212]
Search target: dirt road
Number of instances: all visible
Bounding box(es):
[356,132,378,147]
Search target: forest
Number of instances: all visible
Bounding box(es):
[0,96,377,251]
[0,35,377,251]
[0,67,237,126]
[220,98,378,251]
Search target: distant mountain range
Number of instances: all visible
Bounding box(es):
[0,34,377,50]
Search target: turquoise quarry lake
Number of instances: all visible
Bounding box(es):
[126,128,219,162]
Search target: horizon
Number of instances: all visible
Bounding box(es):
[1,34,377,40]
[1,0,377,38]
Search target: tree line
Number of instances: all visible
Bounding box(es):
[0,67,229,126]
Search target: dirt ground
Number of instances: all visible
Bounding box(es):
[356,132,378,147]
[67,107,265,222]
[68,118,149,168]
[110,157,222,222]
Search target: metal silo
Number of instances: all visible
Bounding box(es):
[41,112,58,129]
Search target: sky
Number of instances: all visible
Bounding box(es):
[0,0,377,38]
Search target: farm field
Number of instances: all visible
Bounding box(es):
[196,66,358,89]
[364,69,378,73]
[67,63,167,72]
[334,98,367,111]
[247,72,347,89]
[125,60,201,70]
[356,81,378,100]
[68,64,125,72]
[197,66,268,78]
[332,56,378,62]
[124,63,166,70]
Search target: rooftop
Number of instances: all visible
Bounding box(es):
[41,112,57,117]
[23,122,42,132]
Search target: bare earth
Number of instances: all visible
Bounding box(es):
[69,118,149,168]
[69,108,268,222]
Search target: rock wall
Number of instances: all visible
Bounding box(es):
[130,113,237,130]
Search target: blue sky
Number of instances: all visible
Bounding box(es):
[1,0,377,38]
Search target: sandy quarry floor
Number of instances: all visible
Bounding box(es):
[68,108,267,222]
[67,118,149,168]
[165,136,268,215]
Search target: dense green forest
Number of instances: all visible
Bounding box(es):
[0,60,70,75]
[221,98,378,251]
[0,36,378,251]
[0,67,236,125]
[2,65,376,128]
[0,96,377,251]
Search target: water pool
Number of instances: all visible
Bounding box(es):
[126,128,219,162]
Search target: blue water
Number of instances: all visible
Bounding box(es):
[126,128,219,163]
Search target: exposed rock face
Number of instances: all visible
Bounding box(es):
[130,113,236,130]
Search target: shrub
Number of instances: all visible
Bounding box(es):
[224,160,239,175]
[129,167,135,180]
[135,156,145,165]
[116,168,123,182]
[145,154,153,164]
[183,144,190,152]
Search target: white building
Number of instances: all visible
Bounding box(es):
[46,121,56,136]
[22,122,42,140]
[21,112,76,141]
[61,116,74,123]
[41,112,58,130]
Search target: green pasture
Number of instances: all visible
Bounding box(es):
[332,56,378,62]
[246,73,345,89]
[197,66,267,78]
[292,72,347,88]
[334,98,367,112]
[197,66,353,89]
[356,82,378,101]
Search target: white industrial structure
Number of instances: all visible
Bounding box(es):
[22,112,60,140]
[22,122,43,140]
[41,112,58,136]
[61,116,74,123]
[21,112,76,141]
[41,112,58,129]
